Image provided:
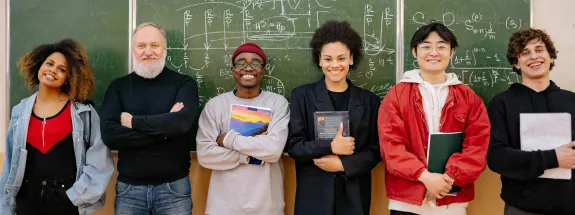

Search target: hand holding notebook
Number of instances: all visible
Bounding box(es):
[329,123,355,155]
[427,132,464,195]
[520,113,572,179]
[555,141,575,169]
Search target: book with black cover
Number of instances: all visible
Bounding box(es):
[314,111,350,140]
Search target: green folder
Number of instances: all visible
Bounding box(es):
[427,132,464,194]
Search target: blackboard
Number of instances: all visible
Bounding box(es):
[9,0,129,108]
[136,0,397,105]
[7,0,531,151]
[404,0,530,103]
[9,0,531,108]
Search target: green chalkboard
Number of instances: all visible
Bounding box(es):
[9,0,129,109]
[137,0,397,105]
[404,0,530,103]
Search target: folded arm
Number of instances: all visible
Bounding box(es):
[486,97,558,180]
[132,77,199,137]
[223,98,290,163]
[196,100,249,170]
[100,80,164,149]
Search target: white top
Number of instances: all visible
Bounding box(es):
[196,91,290,215]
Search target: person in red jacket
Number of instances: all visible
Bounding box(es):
[378,22,491,215]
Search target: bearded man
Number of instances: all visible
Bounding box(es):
[100,22,199,215]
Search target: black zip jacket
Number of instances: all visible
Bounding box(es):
[487,81,575,215]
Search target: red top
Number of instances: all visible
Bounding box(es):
[27,101,72,154]
[378,82,491,206]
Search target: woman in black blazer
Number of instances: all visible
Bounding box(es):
[287,20,382,215]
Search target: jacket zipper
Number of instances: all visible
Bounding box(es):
[414,87,429,151]
[440,87,455,131]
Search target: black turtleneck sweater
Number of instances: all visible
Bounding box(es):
[100,67,199,185]
[487,81,575,215]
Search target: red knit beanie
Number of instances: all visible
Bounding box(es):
[232,43,267,65]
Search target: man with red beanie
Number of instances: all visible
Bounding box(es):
[196,43,290,215]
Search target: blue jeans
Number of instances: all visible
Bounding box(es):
[114,176,192,215]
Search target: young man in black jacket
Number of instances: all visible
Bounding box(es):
[487,28,575,215]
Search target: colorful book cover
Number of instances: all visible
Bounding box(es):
[229,104,272,136]
[229,104,272,165]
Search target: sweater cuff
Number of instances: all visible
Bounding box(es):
[414,167,427,182]
[239,154,250,164]
[223,130,240,149]
[444,171,464,187]
[318,140,334,155]
[542,149,559,170]
[131,115,142,130]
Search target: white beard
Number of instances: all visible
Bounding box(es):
[133,55,166,79]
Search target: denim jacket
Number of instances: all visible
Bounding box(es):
[0,93,115,215]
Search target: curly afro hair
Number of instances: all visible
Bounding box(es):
[309,20,363,70]
[507,28,557,75]
[18,38,95,103]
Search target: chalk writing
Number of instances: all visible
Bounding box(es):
[160,0,396,105]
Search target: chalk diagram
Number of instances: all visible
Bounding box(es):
[162,0,396,103]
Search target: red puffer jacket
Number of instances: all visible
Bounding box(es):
[378,82,490,206]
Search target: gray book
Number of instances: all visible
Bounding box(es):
[314,111,350,141]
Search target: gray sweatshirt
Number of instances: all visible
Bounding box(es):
[196,91,289,215]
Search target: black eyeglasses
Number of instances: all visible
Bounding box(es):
[233,60,263,70]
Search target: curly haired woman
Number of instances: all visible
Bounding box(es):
[286,20,382,215]
[0,39,114,215]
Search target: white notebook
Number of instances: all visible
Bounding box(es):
[520,113,572,180]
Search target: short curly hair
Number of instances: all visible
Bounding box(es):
[310,20,363,70]
[507,28,558,75]
[18,38,95,103]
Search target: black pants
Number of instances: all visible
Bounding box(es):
[16,177,79,215]
[390,210,418,215]
[504,204,544,215]
[334,175,347,215]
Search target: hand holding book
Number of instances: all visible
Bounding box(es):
[520,113,572,179]
[427,132,463,194]
[330,123,355,155]
[228,104,273,166]
[418,170,454,199]
[555,141,575,169]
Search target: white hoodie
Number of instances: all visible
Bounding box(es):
[389,69,468,215]
[400,69,461,133]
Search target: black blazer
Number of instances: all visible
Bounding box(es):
[287,77,382,215]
